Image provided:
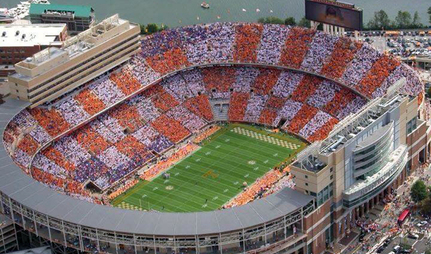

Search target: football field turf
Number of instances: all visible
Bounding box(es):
[112,124,307,212]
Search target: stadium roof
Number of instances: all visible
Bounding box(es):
[30,4,94,18]
[0,98,313,236]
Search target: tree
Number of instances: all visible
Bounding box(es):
[139,23,168,35]
[367,10,392,30]
[395,11,412,29]
[139,24,146,34]
[284,17,296,26]
[411,180,428,203]
[421,197,431,215]
[428,7,431,24]
[257,16,284,24]
[298,17,311,28]
[146,23,160,34]
[412,11,423,28]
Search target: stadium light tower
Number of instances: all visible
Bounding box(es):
[305,0,363,37]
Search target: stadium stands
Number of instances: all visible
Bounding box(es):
[3,22,423,203]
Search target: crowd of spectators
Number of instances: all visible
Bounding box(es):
[355,55,400,97]
[301,32,338,74]
[262,172,296,197]
[7,66,367,198]
[224,167,289,208]
[233,23,263,63]
[2,22,423,203]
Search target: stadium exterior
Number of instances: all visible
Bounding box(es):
[291,89,429,244]
[0,19,429,254]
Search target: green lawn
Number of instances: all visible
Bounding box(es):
[112,124,306,212]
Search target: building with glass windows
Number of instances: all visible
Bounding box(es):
[291,87,429,243]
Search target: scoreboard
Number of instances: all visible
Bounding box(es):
[305,0,363,30]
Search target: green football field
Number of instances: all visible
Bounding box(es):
[112,124,307,212]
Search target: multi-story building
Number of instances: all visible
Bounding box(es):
[29,4,95,35]
[291,81,430,249]
[0,23,67,96]
[7,14,140,107]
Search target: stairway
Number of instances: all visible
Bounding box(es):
[209,99,230,121]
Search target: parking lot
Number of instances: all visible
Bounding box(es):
[344,30,431,59]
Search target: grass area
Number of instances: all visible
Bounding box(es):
[112,124,307,212]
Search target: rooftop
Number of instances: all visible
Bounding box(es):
[13,14,128,76]
[30,4,94,18]
[293,143,327,173]
[0,23,65,47]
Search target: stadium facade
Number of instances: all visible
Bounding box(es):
[0,20,428,254]
[291,89,427,247]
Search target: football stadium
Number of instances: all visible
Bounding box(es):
[0,15,429,254]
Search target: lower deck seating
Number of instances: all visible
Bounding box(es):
[2,66,380,198]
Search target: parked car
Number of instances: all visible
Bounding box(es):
[401,249,413,253]
[417,220,428,227]
[407,233,419,239]
[377,245,386,253]
[394,245,401,253]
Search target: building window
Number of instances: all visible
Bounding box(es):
[305,183,308,186]
[330,175,333,180]
[305,175,308,179]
